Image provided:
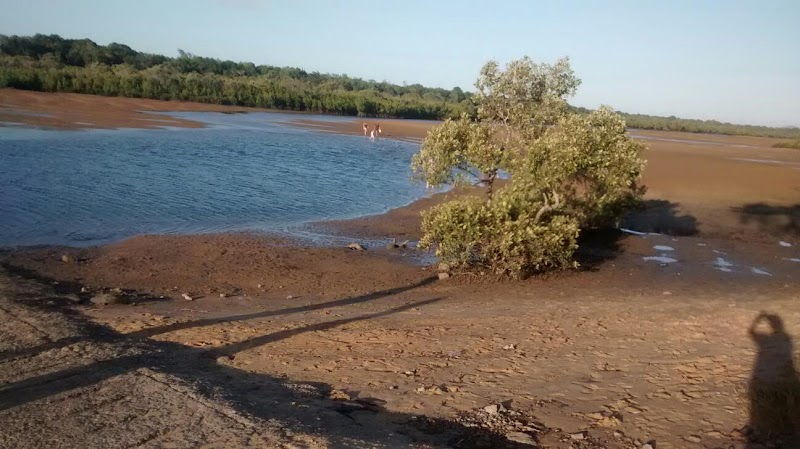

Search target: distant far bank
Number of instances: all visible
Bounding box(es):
[1,33,799,139]
[0,89,798,151]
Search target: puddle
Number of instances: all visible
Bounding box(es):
[653,245,675,251]
[714,257,734,268]
[643,256,678,264]
[620,228,647,236]
[730,158,800,168]
[750,267,772,276]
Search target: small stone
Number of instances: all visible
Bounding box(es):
[61,254,73,263]
[641,444,655,449]
[182,293,193,301]
[90,293,123,306]
[506,432,536,445]
[386,239,399,249]
[400,240,409,248]
[347,243,366,251]
[437,262,450,272]
[570,431,587,440]
[111,287,123,294]
[80,287,88,293]
[438,272,450,280]
[685,435,701,443]
[257,284,262,288]
[219,293,227,298]
[329,389,351,401]
[63,294,82,305]
[503,344,517,350]
[483,404,499,415]
[286,295,293,300]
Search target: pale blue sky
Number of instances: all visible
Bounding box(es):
[1,0,798,126]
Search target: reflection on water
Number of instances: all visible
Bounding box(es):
[0,112,428,247]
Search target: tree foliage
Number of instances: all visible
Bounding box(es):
[413,57,646,277]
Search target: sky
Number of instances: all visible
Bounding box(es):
[1,0,798,127]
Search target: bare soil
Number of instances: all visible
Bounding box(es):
[1,91,799,448]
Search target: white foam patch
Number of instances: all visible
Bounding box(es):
[779,241,792,247]
[653,245,675,251]
[620,228,647,236]
[751,267,772,276]
[713,250,727,255]
[714,257,734,268]
[697,243,707,247]
[716,267,733,273]
[643,256,678,264]
[785,258,800,263]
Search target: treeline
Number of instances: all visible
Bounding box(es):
[570,106,800,140]
[1,33,798,138]
[0,34,471,119]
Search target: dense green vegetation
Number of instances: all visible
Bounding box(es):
[0,34,471,119]
[1,33,798,138]
[773,139,800,149]
[413,57,645,277]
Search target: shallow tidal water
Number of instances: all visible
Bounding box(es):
[0,112,429,247]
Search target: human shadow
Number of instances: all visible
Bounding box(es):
[620,199,699,236]
[0,270,540,448]
[736,203,800,237]
[747,312,800,448]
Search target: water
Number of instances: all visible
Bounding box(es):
[0,112,429,247]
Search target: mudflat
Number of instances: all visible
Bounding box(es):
[1,90,799,448]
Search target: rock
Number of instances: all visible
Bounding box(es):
[328,389,351,401]
[438,272,450,280]
[90,293,123,306]
[61,254,73,263]
[685,435,701,443]
[111,287,123,294]
[503,344,517,350]
[386,239,399,249]
[63,294,82,305]
[347,243,366,251]
[182,293,193,301]
[641,442,655,449]
[483,404,499,415]
[286,295,293,300]
[219,293,227,298]
[570,431,587,440]
[400,240,410,248]
[437,262,450,272]
[506,432,536,445]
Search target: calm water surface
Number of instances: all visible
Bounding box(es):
[0,112,429,247]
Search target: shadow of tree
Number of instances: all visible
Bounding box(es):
[747,312,800,448]
[620,199,699,236]
[573,199,699,272]
[0,268,542,448]
[736,203,800,237]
